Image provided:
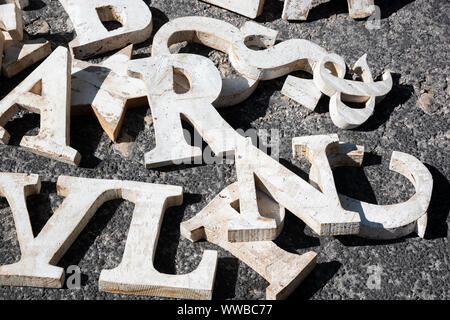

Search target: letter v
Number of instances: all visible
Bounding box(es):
[0,47,81,166]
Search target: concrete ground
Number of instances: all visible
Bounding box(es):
[0,0,448,300]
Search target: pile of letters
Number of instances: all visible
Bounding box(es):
[0,0,434,300]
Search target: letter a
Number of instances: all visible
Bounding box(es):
[0,47,81,166]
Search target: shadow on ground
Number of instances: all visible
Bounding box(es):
[256,0,415,23]
[290,261,342,299]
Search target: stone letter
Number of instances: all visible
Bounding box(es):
[181,183,316,300]
[0,174,217,299]
[128,54,244,168]
[59,0,152,59]
[0,47,81,166]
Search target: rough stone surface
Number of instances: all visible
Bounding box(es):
[0,0,449,300]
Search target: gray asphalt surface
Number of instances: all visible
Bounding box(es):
[0,0,449,300]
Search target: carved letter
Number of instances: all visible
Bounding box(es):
[307,145,433,239]
[0,174,217,299]
[228,135,361,241]
[313,53,392,129]
[128,54,245,168]
[152,16,278,107]
[99,190,217,300]
[58,0,153,59]
[231,21,333,81]
[181,183,316,300]
[231,22,392,129]
[71,45,147,141]
[0,47,81,165]
[230,21,341,112]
